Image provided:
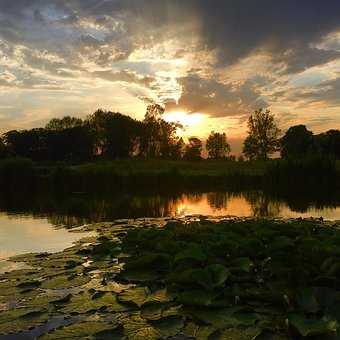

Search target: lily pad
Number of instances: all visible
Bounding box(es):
[61,291,129,314]
[117,287,150,308]
[41,274,90,289]
[40,321,118,339]
[288,313,338,337]
[0,308,49,335]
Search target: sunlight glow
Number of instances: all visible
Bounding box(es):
[163,111,206,127]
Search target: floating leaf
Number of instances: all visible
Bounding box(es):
[217,327,262,340]
[174,244,207,263]
[61,291,129,314]
[41,274,90,289]
[296,288,319,313]
[151,316,184,338]
[0,308,49,335]
[288,313,338,337]
[230,257,253,273]
[40,321,118,339]
[178,290,216,307]
[117,287,150,308]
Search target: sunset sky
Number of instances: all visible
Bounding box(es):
[0,1,340,154]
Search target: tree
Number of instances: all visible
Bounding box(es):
[139,104,182,159]
[184,137,202,160]
[315,130,340,159]
[0,137,8,159]
[242,109,280,160]
[281,125,314,159]
[86,109,141,159]
[46,116,83,131]
[206,131,231,159]
[3,129,49,161]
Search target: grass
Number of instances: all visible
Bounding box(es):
[0,157,339,194]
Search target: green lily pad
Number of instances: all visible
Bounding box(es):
[217,327,262,340]
[117,287,150,308]
[119,314,160,340]
[61,291,129,314]
[0,308,49,335]
[288,313,338,337]
[230,257,253,273]
[296,287,319,313]
[40,321,118,339]
[174,244,207,263]
[188,307,259,329]
[183,322,217,340]
[151,315,184,338]
[41,274,90,289]
[178,289,218,307]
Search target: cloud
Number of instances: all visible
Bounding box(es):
[298,77,340,106]
[165,74,267,117]
[92,70,155,87]
[0,0,339,135]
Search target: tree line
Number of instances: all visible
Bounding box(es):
[0,105,339,163]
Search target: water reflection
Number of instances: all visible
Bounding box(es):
[0,190,339,228]
[0,213,93,270]
[0,190,339,264]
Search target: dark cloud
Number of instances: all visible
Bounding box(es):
[53,0,340,68]
[298,78,340,106]
[1,0,340,70]
[165,74,267,117]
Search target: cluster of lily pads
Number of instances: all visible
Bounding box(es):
[1,217,340,339]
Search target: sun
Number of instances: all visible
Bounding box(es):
[163,111,206,127]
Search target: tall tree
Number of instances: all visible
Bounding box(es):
[45,116,83,131]
[86,109,141,158]
[281,125,314,159]
[3,129,49,161]
[140,104,182,159]
[0,137,8,159]
[315,130,340,159]
[206,131,231,159]
[243,109,280,160]
[184,137,203,160]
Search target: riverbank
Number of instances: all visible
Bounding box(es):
[1,217,340,339]
[0,158,339,194]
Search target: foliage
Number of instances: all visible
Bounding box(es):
[315,129,340,160]
[206,131,231,159]
[281,125,315,159]
[243,109,280,160]
[184,137,203,160]
[86,109,141,159]
[45,116,83,131]
[2,217,340,338]
[139,104,183,159]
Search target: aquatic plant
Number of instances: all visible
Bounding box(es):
[1,217,340,339]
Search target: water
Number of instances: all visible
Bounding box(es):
[0,190,339,267]
[0,213,93,273]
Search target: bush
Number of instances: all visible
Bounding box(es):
[0,157,36,192]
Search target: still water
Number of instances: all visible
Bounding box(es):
[0,190,339,269]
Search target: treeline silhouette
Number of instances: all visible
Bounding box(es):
[0,105,339,163]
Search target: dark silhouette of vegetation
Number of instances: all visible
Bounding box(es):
[243,109,280,160]
[0,107,339,165]
[281,125,340,160]
[206,131,230,159]
[87,109,141,159]
[183,137,203,160]
[315,129,340,159]
[281,125,314,159]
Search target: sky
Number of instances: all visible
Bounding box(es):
[0,0,340,154]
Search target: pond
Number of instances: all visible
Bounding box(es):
[0,190,339,270]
